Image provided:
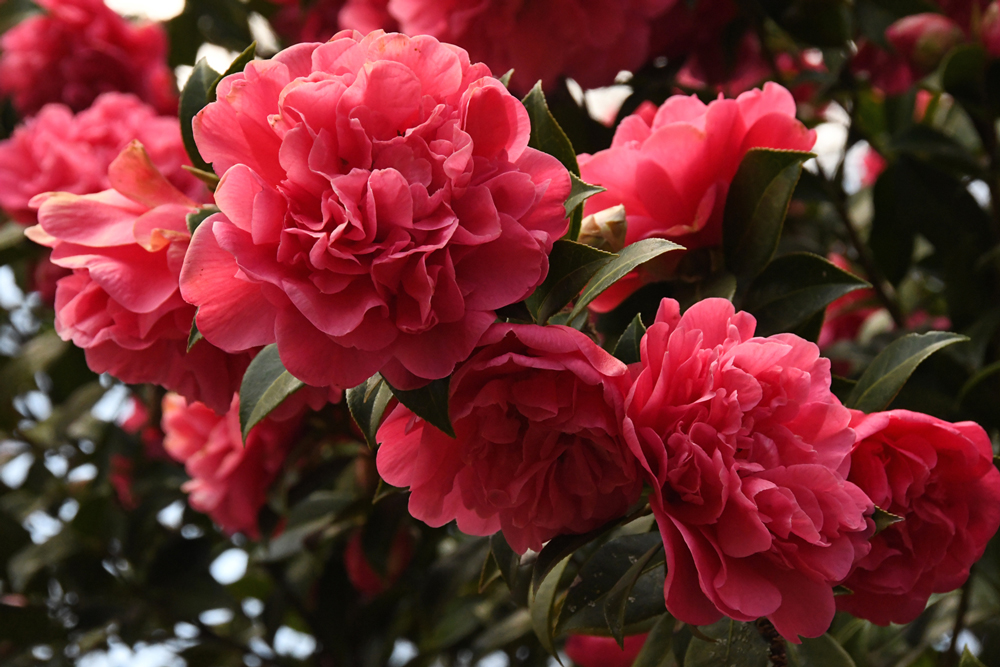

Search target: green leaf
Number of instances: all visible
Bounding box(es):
[604,542,664,646]
[185,206,219,235]
[385,376,455,438]
[559,533,666,635]
[526,240,614,324]
[186,317,204,352]
[0,0,40,35]
[684,619,770,667]
[790,633,857,666]
[239,344,305,441]
[498,69,514,88]
[846,331,968,413]
[959,647,988,667]
[182,165,220,190]
[565,173,606,241]
[631,613,677,667]
[942,44,987,110]
[722,149,814,281]
[208,41,256,100]
[346,374,394,449]
[522,82,579,176]
[742,252,870,337]
[567,238,684,322]
[531,516,623,594]
[613,314,646,365]
[530,555,570,660]
[565,173,606,218]
[179,58,220,172]
[872,506,904,534]
[491,532,521,592]
[957,359,1000,405]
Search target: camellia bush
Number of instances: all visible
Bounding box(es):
[1,0,1000,666]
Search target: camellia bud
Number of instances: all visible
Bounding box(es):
[885,13,964,74]
[983,1,1000,57]
[578,204,628,253]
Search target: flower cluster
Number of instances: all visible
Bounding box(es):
[7,12,998,649]
[0,93,206,224]
[0,0,176,117]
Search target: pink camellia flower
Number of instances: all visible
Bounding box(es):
[838,410,1000,625]
[886,13,965,74]
[0,0,176,117]
[386,0,672,92]
[0,93,207,224]
[564,634,648,667]
[579,83,816,313]
[623,298,873,640]
[26,142,249,414]
[376,322,642,554]
[180,31,571,391]
[162,393,301,538]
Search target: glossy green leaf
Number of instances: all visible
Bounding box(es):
[684,619,770,667]
[559,533,666,635]
[531,515,623,594]
[613,314,646,365]
[179,58,220,172]
[565,173,606,218]
[239,343,305,441]
[186,317,203,352]
[491,532,521,592]
[385,376,454,438]
[567,238,684,322]
[0,0,39,35]
[346,374,394,449]
[526,240,614,324]
[790,633,857,666]
[565,173,606,241]
[185,206,218,235]
[208,41,256,100]
[742,252,870,337]
[497,69,514,88]
[182,165,220,190]
[631,613,676,667]
[846,331,968,413]
[723,149,814,281]
[959,647,988,667]
[604,542,664,646]
[522,82,579,177]
[872,506,904,534]
[530,554,570,659]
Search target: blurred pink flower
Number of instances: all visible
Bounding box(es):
[162,393,301,537]
[387,0,672,92]
[0,0,176,117]
[0,93,206,224]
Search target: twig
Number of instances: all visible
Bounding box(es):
[944,576,974,667]
[823,173,908,328]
